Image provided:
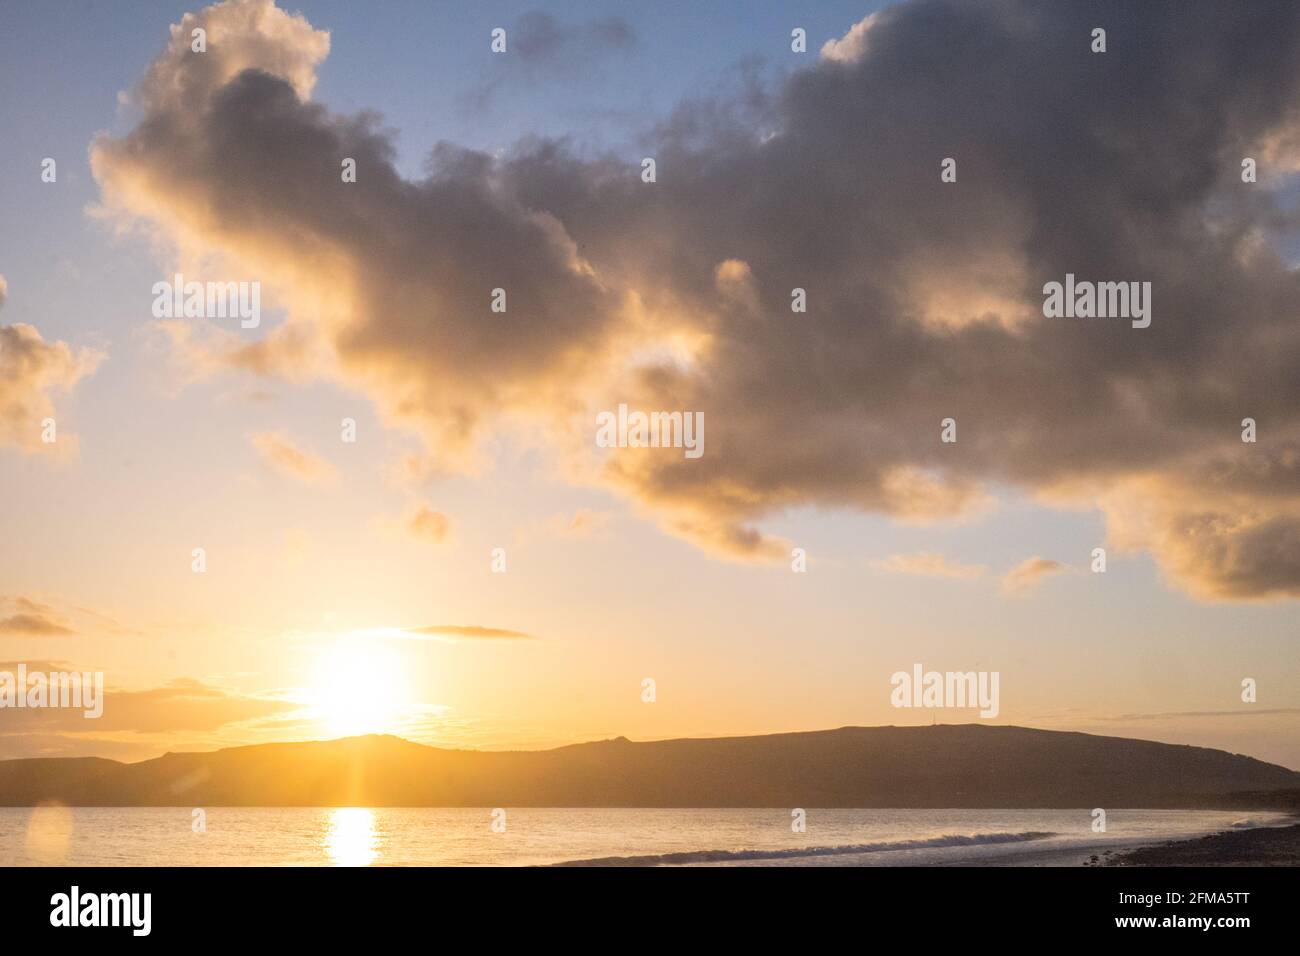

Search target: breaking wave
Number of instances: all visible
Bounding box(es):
[553,830,1058,866]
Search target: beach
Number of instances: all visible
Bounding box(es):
[1104,821,1300,867]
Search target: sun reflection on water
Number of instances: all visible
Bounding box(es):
[25,803,74,864]
[324,808,380,866]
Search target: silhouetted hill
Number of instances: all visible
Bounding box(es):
[0,725,1295,807]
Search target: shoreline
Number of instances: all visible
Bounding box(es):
[1102,820,1300,867]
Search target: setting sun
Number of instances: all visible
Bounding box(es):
[307,639,411,738]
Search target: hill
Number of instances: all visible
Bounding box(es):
[0,725,1295,807]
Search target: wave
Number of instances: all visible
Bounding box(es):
[553,830,1058,866]
[1230,816,1292,829]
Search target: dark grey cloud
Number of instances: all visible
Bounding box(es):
[504,0,1300,593]
[464,11,637,111]
[513,11,635,64]
[92,0,1300,599]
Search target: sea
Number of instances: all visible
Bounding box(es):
[1,807,1289,866]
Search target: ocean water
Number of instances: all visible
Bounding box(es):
[0,807,1286,867]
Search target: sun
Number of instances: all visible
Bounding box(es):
[307,636,411,738]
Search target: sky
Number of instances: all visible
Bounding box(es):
[1,0,1299,769]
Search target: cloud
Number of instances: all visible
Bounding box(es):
[250,431,336,483]
[0,676,297,734]
[0,596,142,639]
[0,614,75,637]
[512,11,635,64]
[405,503,451,545]
[0,733,160,762]
[1101,473,1300,601]
[93,0,617,466]
[137,0,329,111]
[0,659,74,671]
[0,323,103,454]
[465,11,636,109]
[90,0,1300,599]
[714,258,760,312]
[8,597,55,615]
[1001,557,1067,595]
[820,11,881,63]
[402,625,535,641]
[872,552,985,579]
[1104,707,1300,721]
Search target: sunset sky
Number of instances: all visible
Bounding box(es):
[2,0,1298,768]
